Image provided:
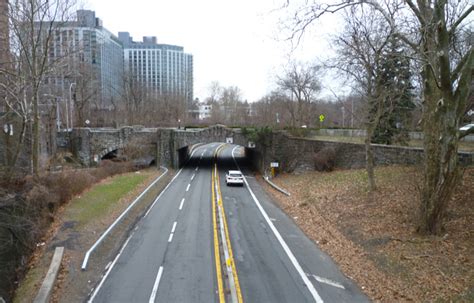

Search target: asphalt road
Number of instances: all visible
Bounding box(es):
[88,143,369,303]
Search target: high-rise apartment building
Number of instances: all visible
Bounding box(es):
[119,32,193,102]
[45,10,124,108]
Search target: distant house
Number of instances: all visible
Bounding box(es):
[198,104,212,120]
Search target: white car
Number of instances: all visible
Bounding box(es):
[226,170,244,186]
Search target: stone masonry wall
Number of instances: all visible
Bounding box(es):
[266,132,473,173]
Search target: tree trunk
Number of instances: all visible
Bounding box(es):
[417,5,472,234]
[32,91,40,175]
[365,127,376,191]
[418,77,462,234]
[5,118,27,180]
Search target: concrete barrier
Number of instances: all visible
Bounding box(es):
[34,247,64,303]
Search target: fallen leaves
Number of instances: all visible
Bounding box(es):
[261,165,474,302]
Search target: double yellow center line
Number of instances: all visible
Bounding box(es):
[212,145,243,303]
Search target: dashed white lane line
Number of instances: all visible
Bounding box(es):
[310,274,345,290]
[179,198,185,210]
[149,266,164,303]
[171,221,177,233]
[195,167,199,171]
[191,173,195,181]
[186,184,191,192]
[168,222,177,243]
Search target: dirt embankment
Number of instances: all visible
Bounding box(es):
[261,166,473,302]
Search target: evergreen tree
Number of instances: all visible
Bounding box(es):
[371,37,415,145]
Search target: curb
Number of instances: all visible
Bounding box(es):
[34,247,64,303]
[264,176,291,196]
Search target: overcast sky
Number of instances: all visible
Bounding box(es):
[84,0,341,102]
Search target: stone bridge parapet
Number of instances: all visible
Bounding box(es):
[64,125,473,171]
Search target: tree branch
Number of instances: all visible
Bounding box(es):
[403,0,425,26]
[449,5,473,36]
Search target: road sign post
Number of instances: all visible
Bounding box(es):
[319,114,325,128]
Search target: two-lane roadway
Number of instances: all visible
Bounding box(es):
[88,143,369,303]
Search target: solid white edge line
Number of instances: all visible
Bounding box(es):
[88,233,134,302]
[231,146,324,303]
[171,222,177,233]
[144,168,183,218]
[148,266,164,303]
[90,148,202,300]
[168,233,174,243]
[186,184,191,191]
[82,167,169,270]
[179,198,185,210]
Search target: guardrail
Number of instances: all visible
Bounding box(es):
[264,176,291,196]
[81,167,169,270]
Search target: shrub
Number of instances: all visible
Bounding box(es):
[285,127,311,138]
[314,147,337,172]
[0,160,136,300]
[26,183,60,215]
[96,160,134,177]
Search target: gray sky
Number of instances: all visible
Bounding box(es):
[84,0,341,102]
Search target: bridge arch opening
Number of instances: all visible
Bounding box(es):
[176,142,260,171]
[101,149,119,161]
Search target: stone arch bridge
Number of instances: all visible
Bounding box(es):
[62,124,472,173]
[67,125,257,169]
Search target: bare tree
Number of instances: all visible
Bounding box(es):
[204,82,246,125]
[2,0,76,175]
[331,5,406,191]
[277,61,321,127]
[283,0,473,234]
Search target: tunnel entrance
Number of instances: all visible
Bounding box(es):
[177,145,190,168]
[175,143,261,171]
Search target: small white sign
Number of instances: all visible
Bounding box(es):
[248,141,255,148]
[3,124,13,136]
[226,137,233,144]
[270,162,279,168]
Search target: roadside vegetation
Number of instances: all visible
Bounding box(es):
[264,166,474,302]
[0,161,135,301]
[12,167,166,303]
